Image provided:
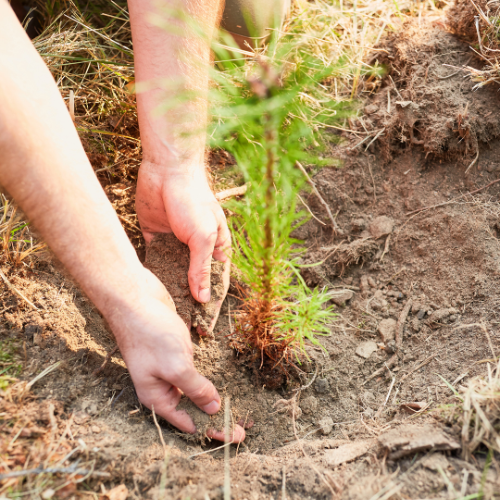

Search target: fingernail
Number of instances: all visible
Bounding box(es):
[199,288,210,303]
[201,400,220,414]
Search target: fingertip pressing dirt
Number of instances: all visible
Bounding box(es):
[144,233,225,332]
[175,397,241,442]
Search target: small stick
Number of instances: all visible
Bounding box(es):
[363,355,397,385]
[151,404,167,456]
[224,396,231,500]
[387,89,391,113]
[296,162,341,234]
[367,159,377,202]
[364,127,385,151]
[464,149,479,175]
[375,376,396,419]
[293,363,319,392]
[399,354,435,382]
[480,323,496,358]
[405,177,500,218]
[215,184,248,202]
[188,441,232,459]
[0,269,38,310]
[379,268,405,289]
[92,346,119,377]
[282,465,287,500]
[379,234,391,262]
[298,194,327,226]
[26,360,63,391]
[0,466,110,480]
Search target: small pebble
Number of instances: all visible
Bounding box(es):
[318,416,334,435]
[315,378,330,394]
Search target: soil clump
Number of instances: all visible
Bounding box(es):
[145,233,225,331]
[359,22,500,163]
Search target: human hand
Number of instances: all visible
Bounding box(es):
[106,268,245,442]
[135,161,231,334]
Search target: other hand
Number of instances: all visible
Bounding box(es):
[107,268,245,442]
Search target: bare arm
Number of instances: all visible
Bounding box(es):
[129,0,231,312]
[0,1,243,442]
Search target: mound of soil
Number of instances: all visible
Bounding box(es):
[144,233,225,331]
[360,23,500,162]
[446,0,500,49]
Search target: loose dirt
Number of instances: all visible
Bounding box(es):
[2,14,500,500]
[361,22,500,163]
[145,233,225,332]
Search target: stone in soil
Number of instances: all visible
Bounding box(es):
[328,289,354,306]
[355,341,378,359]
[368,216,394,239]
[378,318,397,343]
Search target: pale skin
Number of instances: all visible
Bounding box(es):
[0,0,244,442]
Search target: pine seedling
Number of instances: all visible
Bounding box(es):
[206,30,351,369]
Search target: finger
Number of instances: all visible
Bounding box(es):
[142,229,155,244]
[206,424,246,443]
[212,215,231,263]
[197,258,230,336]
[187,229,217,304]
[138,382,197,434]
[171,367,221,415]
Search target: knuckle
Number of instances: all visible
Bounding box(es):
[188,382,214,402]
[188,266,211,282]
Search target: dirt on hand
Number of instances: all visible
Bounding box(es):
[144,233,225,332]
[176,397,240,441]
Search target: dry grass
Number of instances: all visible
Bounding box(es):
[446,0,500,88]
[0,375,110,499]
[0,195,46,268]
[459,358,500,461]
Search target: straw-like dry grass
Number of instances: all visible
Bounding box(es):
[0,194,46,268]
[447,0,500,88]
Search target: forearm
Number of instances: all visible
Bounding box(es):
[128,0,223,176]
[0,4,147,320]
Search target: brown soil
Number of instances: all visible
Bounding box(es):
[144,232,225,331]
[360,22,500,163]
[2,16,500,500]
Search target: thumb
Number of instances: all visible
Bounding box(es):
[173,367,221,414]
[187,229,217,304]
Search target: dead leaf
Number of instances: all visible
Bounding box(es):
[400,402,428,413]
[323,439,375,467]
[105,484,129,500]
[378,424,460,460]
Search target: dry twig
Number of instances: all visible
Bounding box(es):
[296,162,341,234]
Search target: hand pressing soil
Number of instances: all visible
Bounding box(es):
[176,397,246,443]
[145,233,227,334]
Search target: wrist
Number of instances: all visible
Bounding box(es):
[139,159,210,188]
[99,266,177,338]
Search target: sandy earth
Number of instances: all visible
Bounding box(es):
[1,16,500,500]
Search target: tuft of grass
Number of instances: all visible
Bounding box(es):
[0,339,23,391]
[0,195,46,268]
[446,0,500,88]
